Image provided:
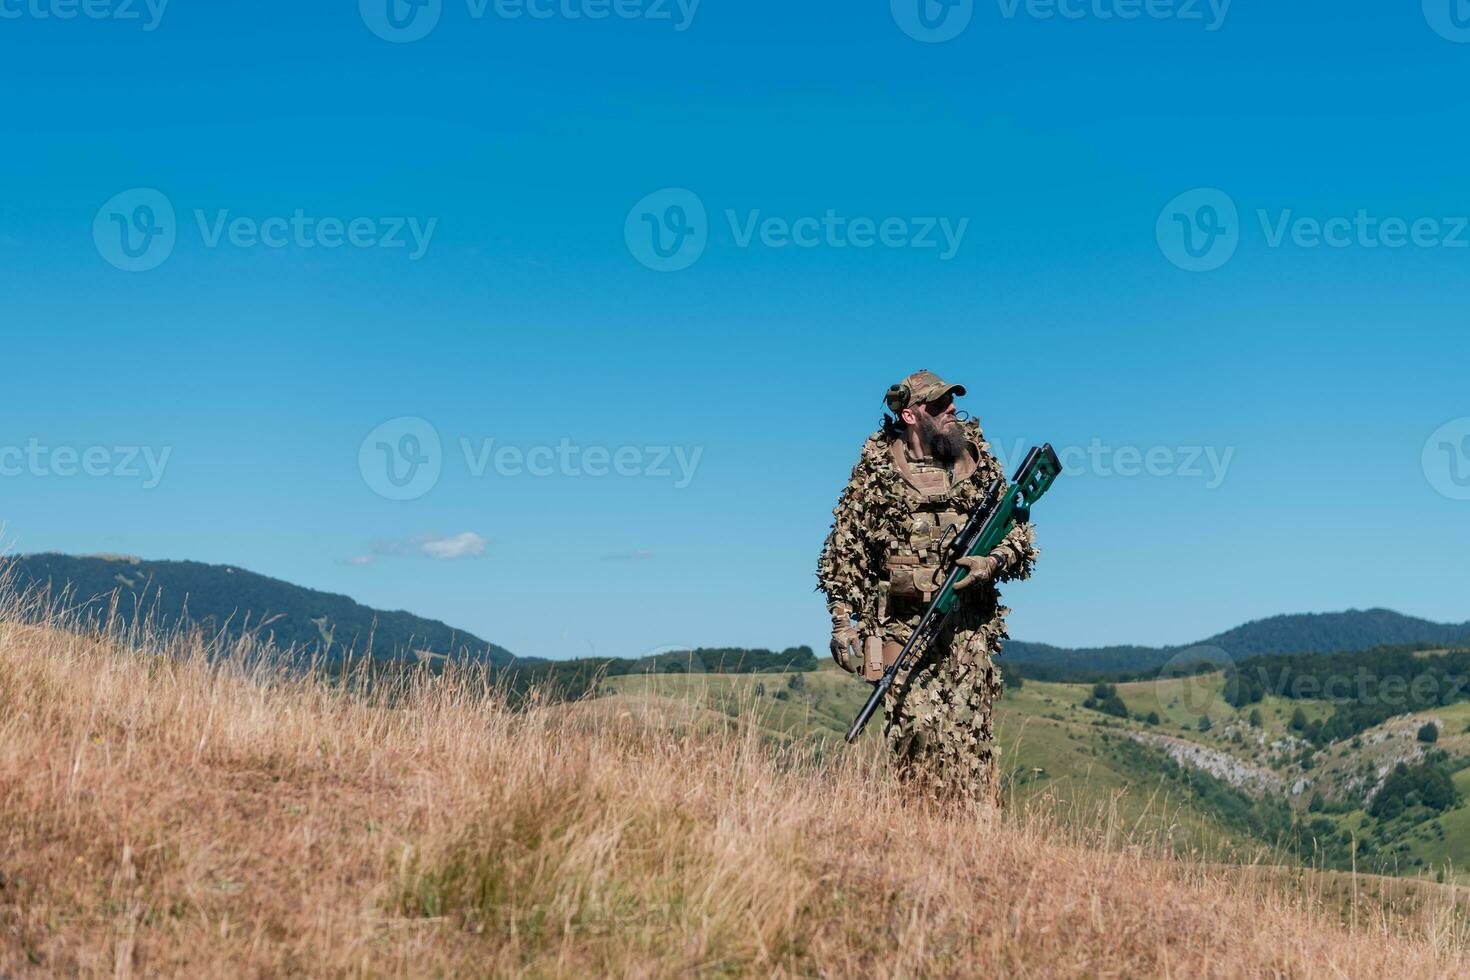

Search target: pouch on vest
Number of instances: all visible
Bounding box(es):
[884,559,943,605]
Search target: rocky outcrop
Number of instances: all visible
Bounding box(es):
[1131,732,1287,797]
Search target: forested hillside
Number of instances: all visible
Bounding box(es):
[1008,609,1470,676]
[3,553,520,666]
[1,554,813,684]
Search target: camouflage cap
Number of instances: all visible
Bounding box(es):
[885,370,966,414]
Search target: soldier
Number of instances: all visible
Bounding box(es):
[817,370,1038,804]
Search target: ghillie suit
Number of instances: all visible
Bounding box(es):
[818,416,1037,804]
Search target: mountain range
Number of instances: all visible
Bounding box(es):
[0,554,813,678]
[3,553,521,666]
[1006,608,1470,676]
[5,553,1465,676]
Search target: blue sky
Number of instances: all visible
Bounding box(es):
[2,1,1468,660]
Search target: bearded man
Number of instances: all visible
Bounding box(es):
[817,370,1038,804]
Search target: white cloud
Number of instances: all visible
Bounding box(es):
[360,531,489,562]
[344,555,376,567]
[419,531,487,560]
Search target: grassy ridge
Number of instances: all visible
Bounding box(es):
[4,601,1469,975]
[606,662,1470,883]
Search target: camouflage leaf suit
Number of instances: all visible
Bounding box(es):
[817,415,1038,804]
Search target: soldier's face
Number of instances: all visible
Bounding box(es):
[902,395,957,427]
[910,395,966,462]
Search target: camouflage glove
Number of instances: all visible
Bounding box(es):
[829,604,861,674]
[951,554,1000,592]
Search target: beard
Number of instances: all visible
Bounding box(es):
[915,412,968,466]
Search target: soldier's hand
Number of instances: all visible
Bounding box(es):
[952,554,1000,592]
[829,606,861,674]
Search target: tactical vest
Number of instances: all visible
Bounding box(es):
[881,452,967,613]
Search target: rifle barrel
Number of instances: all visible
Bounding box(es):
[845,674,891,742]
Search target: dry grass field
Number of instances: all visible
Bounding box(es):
[2,591,1468,977]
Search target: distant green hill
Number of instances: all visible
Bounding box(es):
[1009,609,1470,676]
[1,554,817,682]
[1204,609,1470,659]
[491,645,818,703]
[3,553,522,667]
[1002,641,1167,677]
[597,650,1470,884]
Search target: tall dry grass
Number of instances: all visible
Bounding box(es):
[1,585,1467,977]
